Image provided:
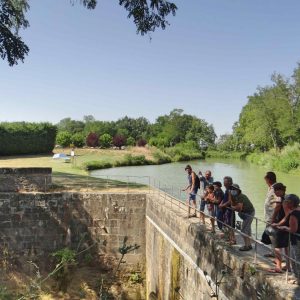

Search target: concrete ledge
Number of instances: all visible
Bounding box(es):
[0,167,52,192]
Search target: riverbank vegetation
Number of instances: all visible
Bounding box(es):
[212,62,300,173]
[246,144,300,173]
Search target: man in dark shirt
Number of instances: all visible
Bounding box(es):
[230,183,255,251]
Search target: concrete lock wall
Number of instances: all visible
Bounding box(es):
[145,194,296,300]
[0,168,52,192]
[0,192,146,270]
[0,188,296,299]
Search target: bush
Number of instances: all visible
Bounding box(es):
[71,133,85,148]
[56,131,72,147]
[165,141,204,162]
[148,136,169,148]
[0,122,57,155]
[84,161,113,171]
[99,133,112,148]
[126,136,135,146]
[137,138,147,147]
[152,150,172,164]
[113,135,126,148]
[86,132,99,147]
[246,143,300,173]
[115,154,152,167]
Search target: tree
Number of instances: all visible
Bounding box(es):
[71,132,85,147]
[56,131,72,147]
[113,134,126,149]
[126,136,135,146]
[57,118,85,134]
[99,133,112,148]
[1,0,177,66]
[0,0,29,66]
[86,132,99,147]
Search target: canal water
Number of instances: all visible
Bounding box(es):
[91,159,300,233]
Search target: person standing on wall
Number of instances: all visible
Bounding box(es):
[264,171,281,258]
[199,170,214,224]
[219,176,236,245]
[230,184,255,251]
[182,165,200,218]
[268,183,291,273]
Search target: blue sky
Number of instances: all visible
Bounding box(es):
[1,0,300,136]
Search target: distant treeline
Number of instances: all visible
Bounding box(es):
[55,108,216,150]
[0,109,216,157]
[0,122,57,155]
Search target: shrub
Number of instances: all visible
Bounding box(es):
[152,150,172,164]
[99,133,112,148]
[0,122,57,155]
[86,132,99,147]
[115,154,152,167]
[126,136,135,146]
[113,135,126,148]
[56,131,72,147]
[137,138,147,147]
[149,136,169,148]
[246,143,300,173]
[71,133,85,148]
[84,161,113,171]
[165,141,204,162]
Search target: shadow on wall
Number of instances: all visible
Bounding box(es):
[0,192,145,297]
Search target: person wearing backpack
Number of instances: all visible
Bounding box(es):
[182,165,200,218]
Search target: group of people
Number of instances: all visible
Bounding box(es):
[183,165,300,284]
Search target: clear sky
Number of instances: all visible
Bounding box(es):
[1,0,300,136]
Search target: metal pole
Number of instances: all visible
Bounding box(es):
[148,176,151,194]
[159,181,161,197]
[127,176,129,193]
[286,232,291,283]
[254,218,258,264]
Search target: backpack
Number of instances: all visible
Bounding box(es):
[193,172,200,189]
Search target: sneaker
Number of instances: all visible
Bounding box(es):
[239,245,253,251]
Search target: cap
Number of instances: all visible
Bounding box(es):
[231,183,241,191]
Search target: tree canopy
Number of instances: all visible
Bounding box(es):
[55,109,217,148]
[0,0,177,66]
[217,63,300,152]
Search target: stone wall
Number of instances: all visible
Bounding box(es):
[0,192,146,270]
[0,168,52,192]
[146,194,298,300]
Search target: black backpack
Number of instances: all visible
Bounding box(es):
[193,172,200,189]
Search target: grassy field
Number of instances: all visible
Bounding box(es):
[0,147,157,176]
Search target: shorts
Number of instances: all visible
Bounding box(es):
[208,206,216,217]
[239,211,255,236]
[189,193,197,201]
[200,198,206,212]
[189,188,198,201]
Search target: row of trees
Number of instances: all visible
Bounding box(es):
[56,109,217,149]
[217,63,300,152]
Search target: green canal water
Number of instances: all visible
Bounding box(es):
[91,159,300,233]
